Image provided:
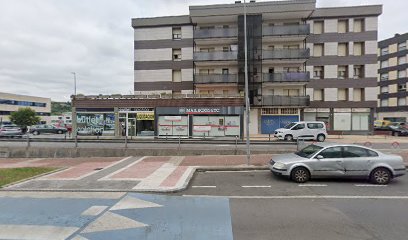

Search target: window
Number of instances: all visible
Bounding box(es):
[381,47,389,56]
[222,46,229,52]
[353,19,364,32]
[398,70,406,78]
[398,97,407,106]
[380,60,389,68]
[338,65,348,79]
[200,47,215,52]
[353,88,364,101]
[338,88,348,101]
[222,68,229,75]
[314,89,324,101]
[399,42,407,51]
[307,123,324,129]
[353,42,364,56]
[223,25,229,29]
[381,99,388,107]
[338,20,348,33]
[313,21,324,34]
[293,123,305,130]
[199,69,214,75]
[172,70,182,82]
[338,43,348,56]
[283,45,299,49]
[398,56,406,65]
[283,89,300,96]
[398,83,407,91]
[342,146,370,158]
[223,90,229,95]
[319,147,343,158]
[172,27,182,40]
[380,86,389,93]
[380,73,389,81]
[172,48,181,61]
[199,26,214,30]
[313,66,324,79]
[353,65,364,78]
[313,44,324,57]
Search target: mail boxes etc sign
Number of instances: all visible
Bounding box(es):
[179,108,221,115]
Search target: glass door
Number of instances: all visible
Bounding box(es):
[127,113,137,137]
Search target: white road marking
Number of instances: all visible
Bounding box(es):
[354,184,388,187]
[242,185,271,188]
[205,170,270,173]
[183,195,408,199]
[0,225,79,240]
[298,184,328,187]
[216,144,231,147]
[81,206,108,216]
[192,185,217,188]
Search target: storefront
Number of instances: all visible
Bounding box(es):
[118,108,154,137]
[260,108,300,134]
[76,108,116,136]
[156,107,243,138]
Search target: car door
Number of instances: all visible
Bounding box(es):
[291,123,305,139]
[310,146,345,176]
[341,146,373,177]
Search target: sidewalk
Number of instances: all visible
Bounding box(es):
[2,154,407,192]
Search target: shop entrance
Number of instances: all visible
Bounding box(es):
[119,111,154,137]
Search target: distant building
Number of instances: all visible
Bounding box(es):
[0,92,51,125]
[50,112,72,125]
[377,33,408,122]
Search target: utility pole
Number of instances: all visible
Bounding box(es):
[71,72,77,96]
[244,0,251,165]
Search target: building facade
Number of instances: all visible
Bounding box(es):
[0,92,51,125]
[131,0,382,135]
[377,33,408,122]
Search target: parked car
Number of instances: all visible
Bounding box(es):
[269,143,406,184]
[274,121,327,142]
[374,120,392,130]
[389,125,408,136]
[29,124,67,135]
[0,125,23,138]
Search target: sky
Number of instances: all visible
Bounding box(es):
[0,0,407,102]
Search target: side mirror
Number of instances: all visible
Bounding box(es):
[316,155,324,160]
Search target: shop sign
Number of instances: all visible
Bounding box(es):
[119,108,153,112]
[179,108,221,114]
[193,125,212,132]
[317,108,330,113]
[164,116,182,121]
[304,108,317,113]
[137,113,154,120]
[334,108,352,113]
[352,108,370,113]
[76,113,115,136]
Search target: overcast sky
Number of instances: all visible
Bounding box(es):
[0,0,407,102]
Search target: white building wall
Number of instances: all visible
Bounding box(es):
[181,48,193,60]
[134,49,172,61]
[365,87,378,101]
[181,26,193,39]
[324,19,337,33]
[181,69,194,82]
[249,109,259,135]
[325,88,337,101]
[365,17,378,31]
[134,69,172,82]
[134,27,172,41]
[306,88,314,101]
[365,41,378,55]
[324,65,337,78]
[365,64,378,78]
[324,42,337,56]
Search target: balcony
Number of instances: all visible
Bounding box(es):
[263,72,310,83]
[263,49,310,60]
[194,51,238,61]
[195,74,238,84]
[263,24,310,36]
[194,28,238,39]
[255,95,310,106]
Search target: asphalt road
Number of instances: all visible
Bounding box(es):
[173,170,408,240]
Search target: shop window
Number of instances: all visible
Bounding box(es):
[172,70,182,82]
[380,60,389,68]
[281,108,298,115]
[352,113,369,131]
[334,112,351,131]
[353,19,364,32]
[380,73,389,81]
[398,83,407,92]
[313,66,324,79]
[353,65,364,78]
[261,108,279,115]
[172,27,182,40]
[338,88,349,101]
[354,42,364,56]
[313,21,324,34]
[314,89,324,101]
[338,66,348,79]
[380,47,389,56]
[173,48,182,61]
[399,42,407,51]
[338,19,348,33]
[398,56,406,65]
[398,97,407,106]
[313,44,324,57]
[338,43,349,56]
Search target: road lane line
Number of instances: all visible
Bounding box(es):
[192,186,217,188]
[182,195,408,199]
[298,184,328,187]
[205,170,270,173]
[241,185,271,188]
[354,184,388,187]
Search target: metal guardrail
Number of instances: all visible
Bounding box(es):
[194,74,238,84]
[194,28,238,39]
[263,24,310,36]
[262,72,310,82]
[262,49,310,59]
[194,51,238,61]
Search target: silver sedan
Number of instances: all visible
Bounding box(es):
[269,143,406,184]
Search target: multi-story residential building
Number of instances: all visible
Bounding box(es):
[0,92,51,125]
[377,33,408,122]
[131,0,382,135]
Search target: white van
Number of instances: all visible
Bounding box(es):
[274,121,327,142]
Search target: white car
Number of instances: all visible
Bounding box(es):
[274,121,327,142]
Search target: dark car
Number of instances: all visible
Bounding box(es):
[29,124,67,135]
[0,125,23,138]
[389,125,408,136]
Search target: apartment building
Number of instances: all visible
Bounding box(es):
[130,0,382,135]
[0,92,51,125]
[377,33,408,122]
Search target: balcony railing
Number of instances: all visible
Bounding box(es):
[263,49,310,59]
[194,28,238,39]
[255,95,310,106]
[195,74,238,84]
[194,51,238,61]
[263,24,310,36]
[263,72,310,83]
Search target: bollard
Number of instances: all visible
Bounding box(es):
[235,135,238,155]
[75,134,78,148]
[178,135,181,152]
[64,132,67,140]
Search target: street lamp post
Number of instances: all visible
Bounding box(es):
[243,0,251,165]
[71,72,77,96]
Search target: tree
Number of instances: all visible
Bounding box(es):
[10,108,41,133]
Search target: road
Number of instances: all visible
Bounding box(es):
[172,170,408,240]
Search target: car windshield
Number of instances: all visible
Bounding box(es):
[295,145,323,158]
[284,123,297,129]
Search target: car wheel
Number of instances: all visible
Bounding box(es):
[57,130,63,134]
[32,131,40,135]
[317,134,326,142]
[284,134,293,141]
[370,167,392,185]
[291,167,310,183]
